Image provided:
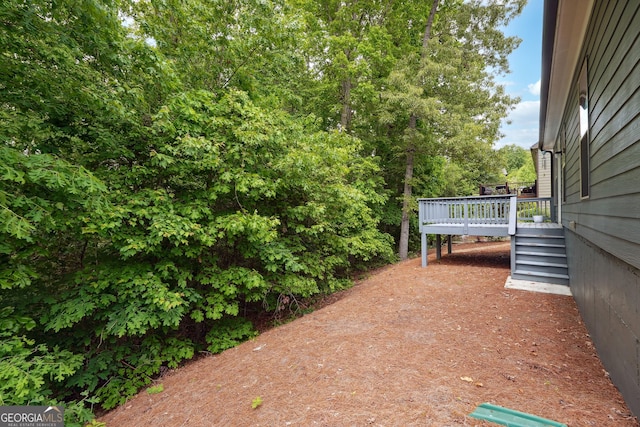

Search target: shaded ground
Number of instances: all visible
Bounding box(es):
[100,241,638,426]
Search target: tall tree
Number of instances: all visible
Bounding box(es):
[499,143,530,171]
[380,0,525,259]
[397,0,439,261]
[293,0,399,132]
[128,0,309,109]
[290,0,523,256]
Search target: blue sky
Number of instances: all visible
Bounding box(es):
[496,1,544,150]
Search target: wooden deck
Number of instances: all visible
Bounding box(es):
[418,195,554,266]
[516,222,562,230]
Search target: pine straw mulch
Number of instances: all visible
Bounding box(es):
[100,241,638,426]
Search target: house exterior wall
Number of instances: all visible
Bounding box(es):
[536,150,552,198]
[565,231,640,414]
[551,0,640,415]
[559,0,640,270]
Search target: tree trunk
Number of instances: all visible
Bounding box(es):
[421,1,438,53]
[398,0,439,260]
[398,117,417,260]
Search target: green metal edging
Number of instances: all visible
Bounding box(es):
[469,403,567,427]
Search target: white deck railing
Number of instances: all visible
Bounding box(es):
[418,195,518,267]
[515,197,553,221]
[418,195,517,235]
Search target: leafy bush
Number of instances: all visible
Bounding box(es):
[0,89,393,413]
[1,0,395,417]
[206,317,258,354]
[0,308,82,406]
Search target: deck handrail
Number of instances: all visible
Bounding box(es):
[418,196,553,228]
[515,197,553,221]
[417,194,517,202]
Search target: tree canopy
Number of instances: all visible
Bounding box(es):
[499,144,537,183]
[0,0,525,423]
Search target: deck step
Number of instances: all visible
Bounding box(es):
[516,259,568,269]
[515,229,564,237]
[515,261,568,276]
[515,233,564,239]
[516,253,567,265]
[516,241,565,247]
[516,247,566,254]
[515,237,564,245]
[515,243,566,253]
[512,269,570,285]
[512,270,569,280]
[516,250,567,258]
[512,225,569,286]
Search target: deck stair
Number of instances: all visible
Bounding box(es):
[511,224,569,286]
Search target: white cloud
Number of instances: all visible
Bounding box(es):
[499,79,517,87]
[496,127,539,150]
[510,100,540,123]
[497,100,540,149]
[528,79,541,96]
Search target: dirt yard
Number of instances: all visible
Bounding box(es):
[100,241,638,426]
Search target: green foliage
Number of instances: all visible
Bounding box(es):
[510,156,537,183]
[61,335,195,410]
[0,146,106,290]
[292,0,525,256]
[520,160,537,183]
[499,144,530,172]
[3,66,392,414]
[0,307,82,406]
[56,89,391,409]
[498,144,537,183]
[206,317,258,354]
[146,384,164,394]
[129,0,306,105]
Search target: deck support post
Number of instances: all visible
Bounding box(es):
[421,232,428,267]
[436,234,442,260]
[510,234,517,275]
[448,235,452,254]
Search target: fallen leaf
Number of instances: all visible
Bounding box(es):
[460,376,473,383]
[252,396,263,409]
